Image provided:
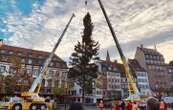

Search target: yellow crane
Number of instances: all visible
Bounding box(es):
[97,0,141,101]
[0,14,75,110]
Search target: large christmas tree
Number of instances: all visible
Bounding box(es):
[69,12,99,102]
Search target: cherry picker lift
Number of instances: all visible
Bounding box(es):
[0,13,75,110]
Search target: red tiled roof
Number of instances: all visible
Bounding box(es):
[0,45,67,68]
[99,60,126,77]
[0,45,64,62]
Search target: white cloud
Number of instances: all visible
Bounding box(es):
[3,0,173,63]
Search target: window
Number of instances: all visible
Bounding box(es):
[28,59,32,64]
[17,52,22,56]
[50,62,54,66]
[0,50,6,54]
[145,54,148,58]
[49,70,54,74]
[26,69,31,74]
[72,90,76,95]
[169,69,172,73]
[149,55,152,59]
[33,69,38,76]
[79,89,82,94]
[9,51,14,55]
[29,54,32,58]
[38,56,43,59]
[56,63,60,67]
[0,66,6,73]
[109,85,111,88]
[21,58,25,63]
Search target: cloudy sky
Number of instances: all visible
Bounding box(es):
[0,0,173,63]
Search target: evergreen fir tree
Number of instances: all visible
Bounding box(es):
[68,12,99,102]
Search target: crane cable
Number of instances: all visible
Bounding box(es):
[85,0,88,13]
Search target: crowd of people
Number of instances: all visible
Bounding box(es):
[67,97,172,110]
[97,97,171,110]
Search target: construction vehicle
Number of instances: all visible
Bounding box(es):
[0,13,75,110]
[97,0,141,101]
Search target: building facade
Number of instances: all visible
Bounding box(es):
[95,60,122,99]
[135,45,171,95]
[167,63,173,94]
[0,45,68,95]
[128,59,151,96]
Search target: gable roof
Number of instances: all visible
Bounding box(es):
[128,59,146,72]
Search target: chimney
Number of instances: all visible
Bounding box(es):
[140,44,143,48]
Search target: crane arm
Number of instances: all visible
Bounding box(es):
[97,0,140,98]
[28,14,75,93]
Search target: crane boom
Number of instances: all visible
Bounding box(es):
[97,0,140,99]
[29,14,75,93]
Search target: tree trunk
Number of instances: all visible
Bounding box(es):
[82,70,85,103]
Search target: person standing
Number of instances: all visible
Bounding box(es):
[121,100,126,110]
[146,97,160,110]
[127,101,133,110]
[132,102,138,110]
[99,100,104,110]
[111,100,116,110]
[116,101,121,110]
[159,100,166,110]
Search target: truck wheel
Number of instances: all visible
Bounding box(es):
[30,104,38,110]
[40,104,47,110]
[12,104,22,110]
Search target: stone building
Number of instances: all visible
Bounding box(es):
[135,45,171,95]
[0,45,68,95]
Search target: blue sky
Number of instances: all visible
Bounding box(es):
[0,0,36,40]
[0,0,173,63]
[0,0,45,35]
